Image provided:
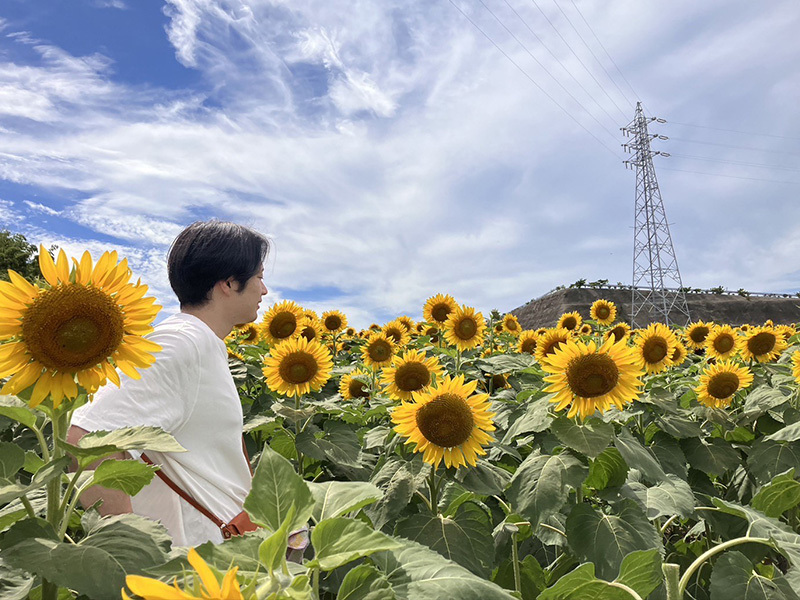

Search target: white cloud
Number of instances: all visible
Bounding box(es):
[23,201,59,216]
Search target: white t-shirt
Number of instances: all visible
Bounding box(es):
[72,313,252,547]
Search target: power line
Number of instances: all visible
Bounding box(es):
[666,120,800,142]
[497,0,624,131]
[527,0,629,121]
[566,0,640,108]
[475,0,621,142]
[667,136,800,157]
[658,165,799,185]
[446,0,623,158]
[551,0,634,114]
[667,152,800,173]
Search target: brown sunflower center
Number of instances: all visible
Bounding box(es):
[689,326,710,343]
[595,305,610,320]
[348,378,370,398]
[707,372,740,399]
[269,313,297,339]
[566,353,619,398]
[610,326,627,342]
[494,323,504,333]
[278,351,318,384]
[748,332,776,356]
[368,340,392,362]
[22,284,125,371]
[395,362,431,392]
[415,393,474,448]
[431,304,451,323]
[324,315,342,331]
[505,320,519,331]
[455,317,478,340]
[542,336,568,357]
[243,326,258,342]
[299,326,317,341]
[520,338,537,354]
[713,334,735,354]
[491,374,507,389]
[561,316,578,330]
[671,347,684,361]
[385,327,403,343]
[642,337,668,364]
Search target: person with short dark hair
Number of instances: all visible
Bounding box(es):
[67,220,269,546]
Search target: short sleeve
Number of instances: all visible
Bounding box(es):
[72,326,201,435]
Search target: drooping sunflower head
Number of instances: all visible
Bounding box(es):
[590,299,617,326]
[361,332,396,368]
[517,330,539,355]
[259,300,304,345]
[542,337,644,420]
[0,247,162,408]
[606,322,631,343]
[671,341,688,366]
[557,311,582,332]
[262,336,333,397]
[380,349,443,401]
[579,324,593,336]
[297,317,322,343]
[535,328,572,364]
[423,293,458,325]
[396,315,415,333]
[321,310,348,334]
[695,360,753,409]
[339,368,371,400]
[443,305,486,352]
[634,322,678,374]
[382,320,411,347]
[391,374,495,469]
[705,325,739,361]
[775,324,796,341]
[739,326,787,363]
[502,314,521,336]
[685,321,712,350]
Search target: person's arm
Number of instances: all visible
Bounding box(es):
[66,425,133,516]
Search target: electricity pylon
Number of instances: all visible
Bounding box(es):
[622,102,691,328]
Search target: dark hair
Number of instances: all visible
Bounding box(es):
[168,220,270,307]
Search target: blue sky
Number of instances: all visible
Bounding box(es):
[0,0,798,328]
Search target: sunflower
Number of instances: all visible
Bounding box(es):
[579,324,593,336]
[262,337,332,397]
[361,332,396,368]
[517,330,538,355]
[775,324,796,341]
[0,247,161,409]
[487,373,508,392]
[423,293,458,326]
[235,323,259,343]
[695,360,753,409]
[123,548,245,600]
[738,324,751,333]
[705,325,739,361]
[557,311,582,332]
[227,349,245,362]
[605,322,631,343]
[296,317,322,343]
[382,320,411,347]
[320,310,347,334]
[381,349,443,401]
[764,319,774,327]
[684,321,712,350]
[423,326,439,341]
[590,299,617,326]
[303,309,318,321]
[634,323,678,374]
[443,305,486,352]
[392,374,495,469]
[739,326,787,363]
[345,327,356,337]
[542,337,644,420]
[671,341,688,366]
[493,322,504,335]
[502,314,522,336]
[536,328,547,336]
[535,328,572,364]
[396,315,415,333]
[368,323,381,332]
[339,369,371,400]
[259,301,303,345]
[792,351,800,385]
[415,322,427,334]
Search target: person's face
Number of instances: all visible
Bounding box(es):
[230,267,267,324]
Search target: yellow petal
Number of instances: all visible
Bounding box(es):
[102,361,121,387]
[1,362,42,395]
[116,360,142,380]
[77,251,93,285]
[7,270,39,299]
[220,567,242,600]
[38,246,60,286]
[29,371,53,409]
[61,373,78,399]
[0,280,35,305]
[55,249,70,283]
[187,549,221,597]
[125,575,192,600]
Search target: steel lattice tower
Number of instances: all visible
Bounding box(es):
[622,102,691,328]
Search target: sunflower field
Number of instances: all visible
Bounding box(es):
[2,251,800,599]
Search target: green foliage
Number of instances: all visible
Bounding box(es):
[0,230,45,282]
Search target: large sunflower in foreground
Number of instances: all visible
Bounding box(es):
[684,320,712,350]
[321,310,348,334]
[558,311,582,332]
[535,328,572,364]
[606,322,631,343]
[361,332,396,368]
[443,305,486,352]
[517,330,538,355]
[739,326,787,363]
[695,360,753,409]
[705,325,739,361]
[590,299,617,326]
[634,323,678,374]
[339,369,371,400]
[259,300,303,345]
[380,349,443,401]
[542,337,644,420]
[392,374,495,468]
[423,293,457,326]
[262,337,332,397]
[0,247,161,408]
[123,548,245,600]
[502,314,522,336]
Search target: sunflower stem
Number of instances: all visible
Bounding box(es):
[511,530,521,595]
[455,349,462,375]
[294,395,305,476]
[428,466,440,515]
[20,494,36,519]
